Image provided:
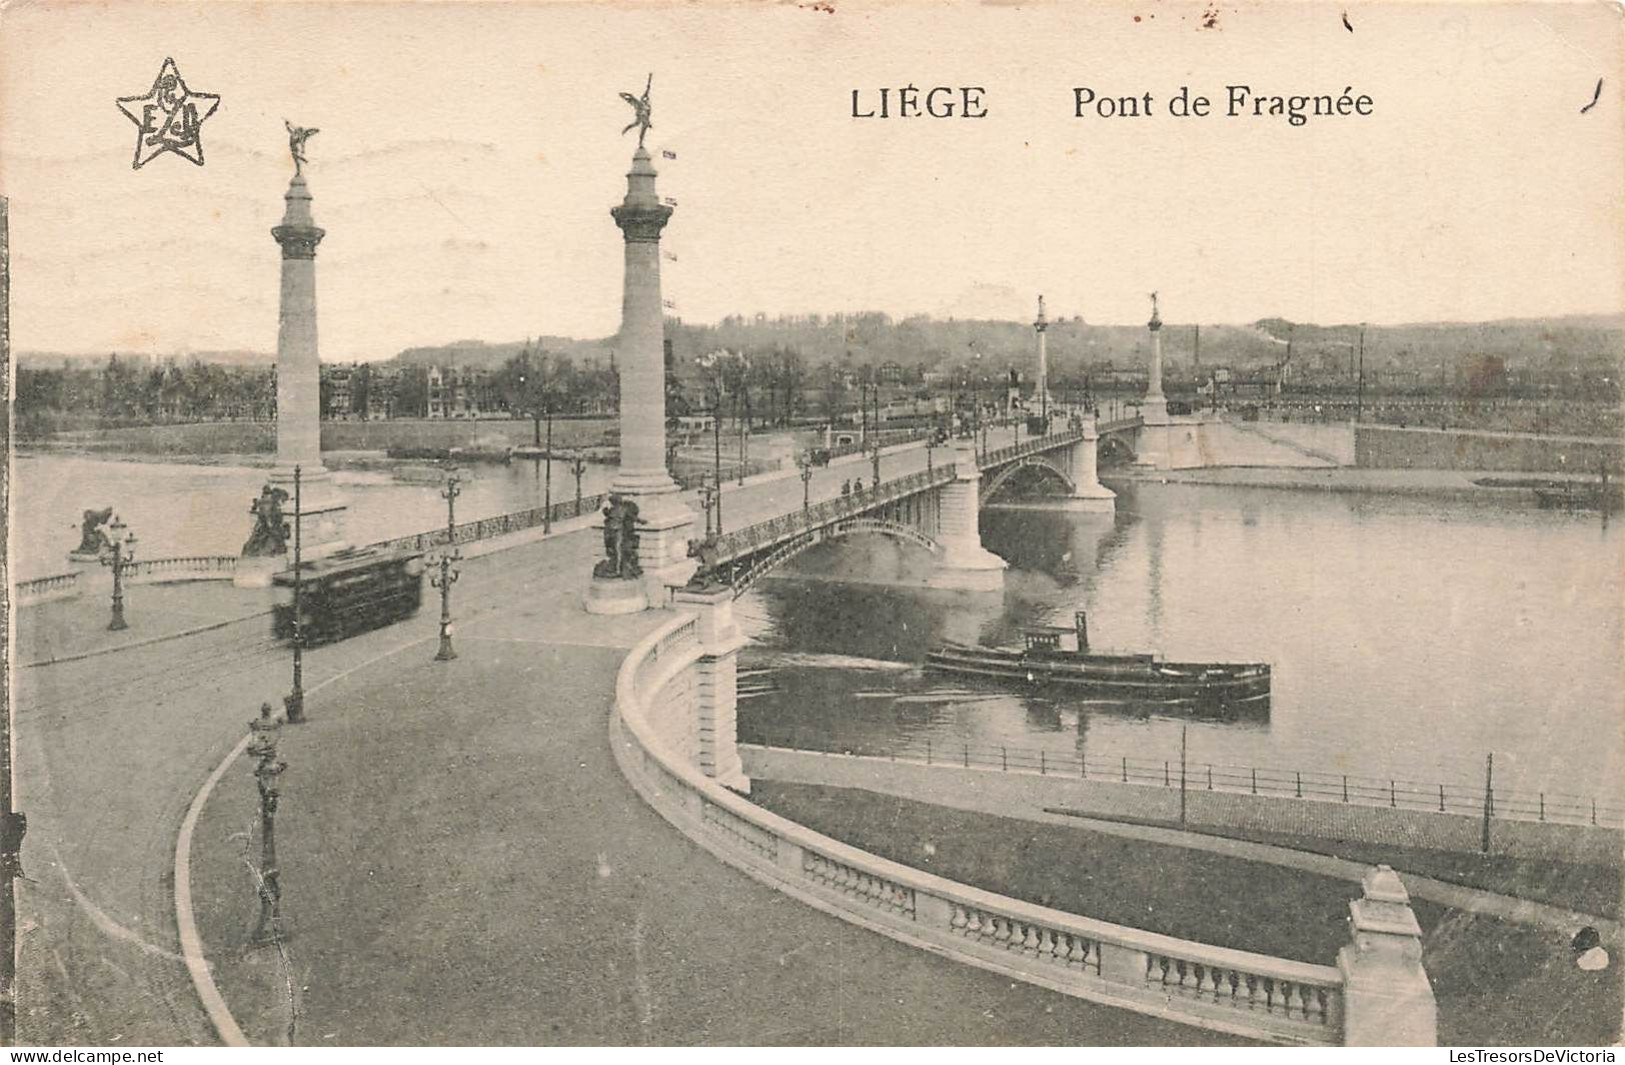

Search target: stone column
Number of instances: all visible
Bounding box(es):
[1336,865,1438,1046]
[589,147,695,613]
[672,586,750,792]
[243,175,346,586]
[1136,296,1171,468]
[1033,294,1048,425]
[926,439,1006,591]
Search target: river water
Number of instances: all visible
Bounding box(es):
[735,481,1625,800]
[10,452,621,580]
[15,454,1621,799]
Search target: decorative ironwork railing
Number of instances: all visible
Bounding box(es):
[366,493,609,555]
[701,465,957,567]
[979,428,1085,470]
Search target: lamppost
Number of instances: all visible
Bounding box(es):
[248,702,287,947]
[284,466,306,725]
[797,452,814,511]
[868,432,882,486]
[737,352,751,487]
[542,400,554,534]
[432,469,462,662]
[568,451,587,516]
[1356,323,1366,424]
[100,515,135,631]
[698,475,718,538]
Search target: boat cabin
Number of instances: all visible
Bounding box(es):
[1022,612,1093,655]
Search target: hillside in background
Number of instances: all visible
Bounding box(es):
[21,313,1622,377]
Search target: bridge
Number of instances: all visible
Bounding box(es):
[688,421,1125,595]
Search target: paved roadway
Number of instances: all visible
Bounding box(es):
[11,424,1185,1047]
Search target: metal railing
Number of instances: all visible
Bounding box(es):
[366,492,609,555]
[743,725,1625,831]
[705,465,957,566]
[980,428,1084,470]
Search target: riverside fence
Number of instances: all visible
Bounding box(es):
[743,725,1625,834]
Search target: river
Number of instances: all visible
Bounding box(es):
[734,480,1625,801]
[15,453,1620,800]
[10,452,621,580]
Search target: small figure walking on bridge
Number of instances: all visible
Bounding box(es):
[841,480,851,497]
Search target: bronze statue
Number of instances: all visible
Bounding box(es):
[241,484,290,557]
[594,495,643,579]
[619,74,653,149]
[284,119,318,177]
[73,508,115,556]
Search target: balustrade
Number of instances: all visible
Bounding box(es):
[803,851,916,918]
[949,903,1102,974]
[17,571,83,604]
[1146,953,1336,1027]
[703,799,779,861]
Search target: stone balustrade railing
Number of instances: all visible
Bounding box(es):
[16,571,83,605]
[611,613,1351,1046]
[125,555,238,584]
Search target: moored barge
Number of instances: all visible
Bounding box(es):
[925,612,1271,708]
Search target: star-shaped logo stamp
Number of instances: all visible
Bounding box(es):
[116,58,221,169]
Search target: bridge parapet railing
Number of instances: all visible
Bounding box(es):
[705,465,956,566]
[980,429,1085,470]
[365,493,609,557]
[612,615,1347,1046]
[125,555,238,584]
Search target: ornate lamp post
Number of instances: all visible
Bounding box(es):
[248,702,287,947]
[284,466,307,724]
[432,469,462,662]
[542,399,554,534]
[797,452,814,511]
[868,433,882,486]
[568,451,588,516]
[698,475,718,538]
[100,516,136,631]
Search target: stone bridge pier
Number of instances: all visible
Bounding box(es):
[928,439,1008,591]
[1062,417,1116,512]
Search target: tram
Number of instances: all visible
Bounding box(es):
[272,547,426,645]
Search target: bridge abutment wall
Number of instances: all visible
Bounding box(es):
[1354,425,1624,474]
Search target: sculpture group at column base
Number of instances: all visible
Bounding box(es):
[584,575,652,615]
[584,491,698,614]
[267,466,351,561]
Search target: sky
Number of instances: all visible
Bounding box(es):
[2,1,1622,362]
